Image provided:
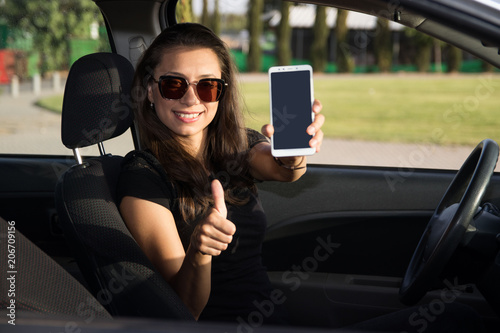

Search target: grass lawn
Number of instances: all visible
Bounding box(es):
[37,74,500,146]
[35,95,64,113]
[241,74,500,146]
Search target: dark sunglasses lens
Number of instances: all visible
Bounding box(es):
[160,77,187,99]
[197,80,223,102]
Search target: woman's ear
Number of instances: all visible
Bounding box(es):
[147,84,154,104]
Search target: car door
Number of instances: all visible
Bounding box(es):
[256,0,500,328]
[259,163,500,327]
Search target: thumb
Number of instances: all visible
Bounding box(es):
[261,124,274,138]
[211,179,227,218]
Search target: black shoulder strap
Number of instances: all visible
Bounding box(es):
[122,150,179,199]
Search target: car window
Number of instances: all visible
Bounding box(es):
[187,0,500,171]
[0,0,133,157]
[1,0,499,171]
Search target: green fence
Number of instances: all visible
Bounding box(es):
[231,50,498,73]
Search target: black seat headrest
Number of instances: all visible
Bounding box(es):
[61,52,135,149]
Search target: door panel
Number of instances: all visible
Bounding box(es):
[262,211,429,277]
[0,156,73,260]
[259,164,500,276]
[259,164,500,328]
[268,271,498,328]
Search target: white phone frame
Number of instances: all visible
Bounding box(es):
[269,65,316,157]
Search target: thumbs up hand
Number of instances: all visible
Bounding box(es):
[190,179,236,256]
[211,177,227,219]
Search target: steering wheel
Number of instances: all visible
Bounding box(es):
[399,139,499,305]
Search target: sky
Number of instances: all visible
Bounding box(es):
[192,0,249,15]
[475,0,500,9]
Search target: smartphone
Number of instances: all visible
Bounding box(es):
[269,65,315,157]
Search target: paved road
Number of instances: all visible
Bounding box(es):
[0,78,481,171]
[0,82,133,156]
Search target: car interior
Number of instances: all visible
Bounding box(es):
[1,0,500,332]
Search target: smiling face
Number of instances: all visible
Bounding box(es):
[148,47,222,153]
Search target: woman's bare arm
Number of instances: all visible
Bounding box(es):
[119,180,234,320]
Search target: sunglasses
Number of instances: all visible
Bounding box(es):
[152,75,228,103]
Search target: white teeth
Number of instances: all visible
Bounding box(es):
[175,112,201,119]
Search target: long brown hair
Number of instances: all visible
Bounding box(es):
[132,23,253,223]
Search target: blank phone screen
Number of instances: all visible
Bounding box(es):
[270,70,313,149]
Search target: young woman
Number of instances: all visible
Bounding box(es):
[117,23,486,332]
[117,23,324,324]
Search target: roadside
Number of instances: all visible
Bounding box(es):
[0,79,133,156]
[307,138,476,170]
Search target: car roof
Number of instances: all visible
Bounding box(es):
[97,0,500,69]
[302,1,500,67]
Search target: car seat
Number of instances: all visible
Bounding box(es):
[54,52,193,320]
[0,217,112,320]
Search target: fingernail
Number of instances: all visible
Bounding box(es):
[307,126,316,135]
[310,139,317,147]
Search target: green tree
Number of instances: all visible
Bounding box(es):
[201,0,210,27]
[176,0,194,23]
[482,60,495,72]
[212,0,221,35]
[445,44,462,73]
[405,29,433,72]
[2,0,102,74]
[433,40,443,72]
[335,9,354,73]
[276,1,292,66]
[196,0,219,33]
[405,29,435,72]
[310,6,329,72]
[247,0,264,72]
[223,13,247,33]
[374,18,392,72]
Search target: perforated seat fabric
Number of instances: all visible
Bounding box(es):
[55,53,194,320]
[0,217,111,320]
[56,158,193,319]
[61,52,135,149]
